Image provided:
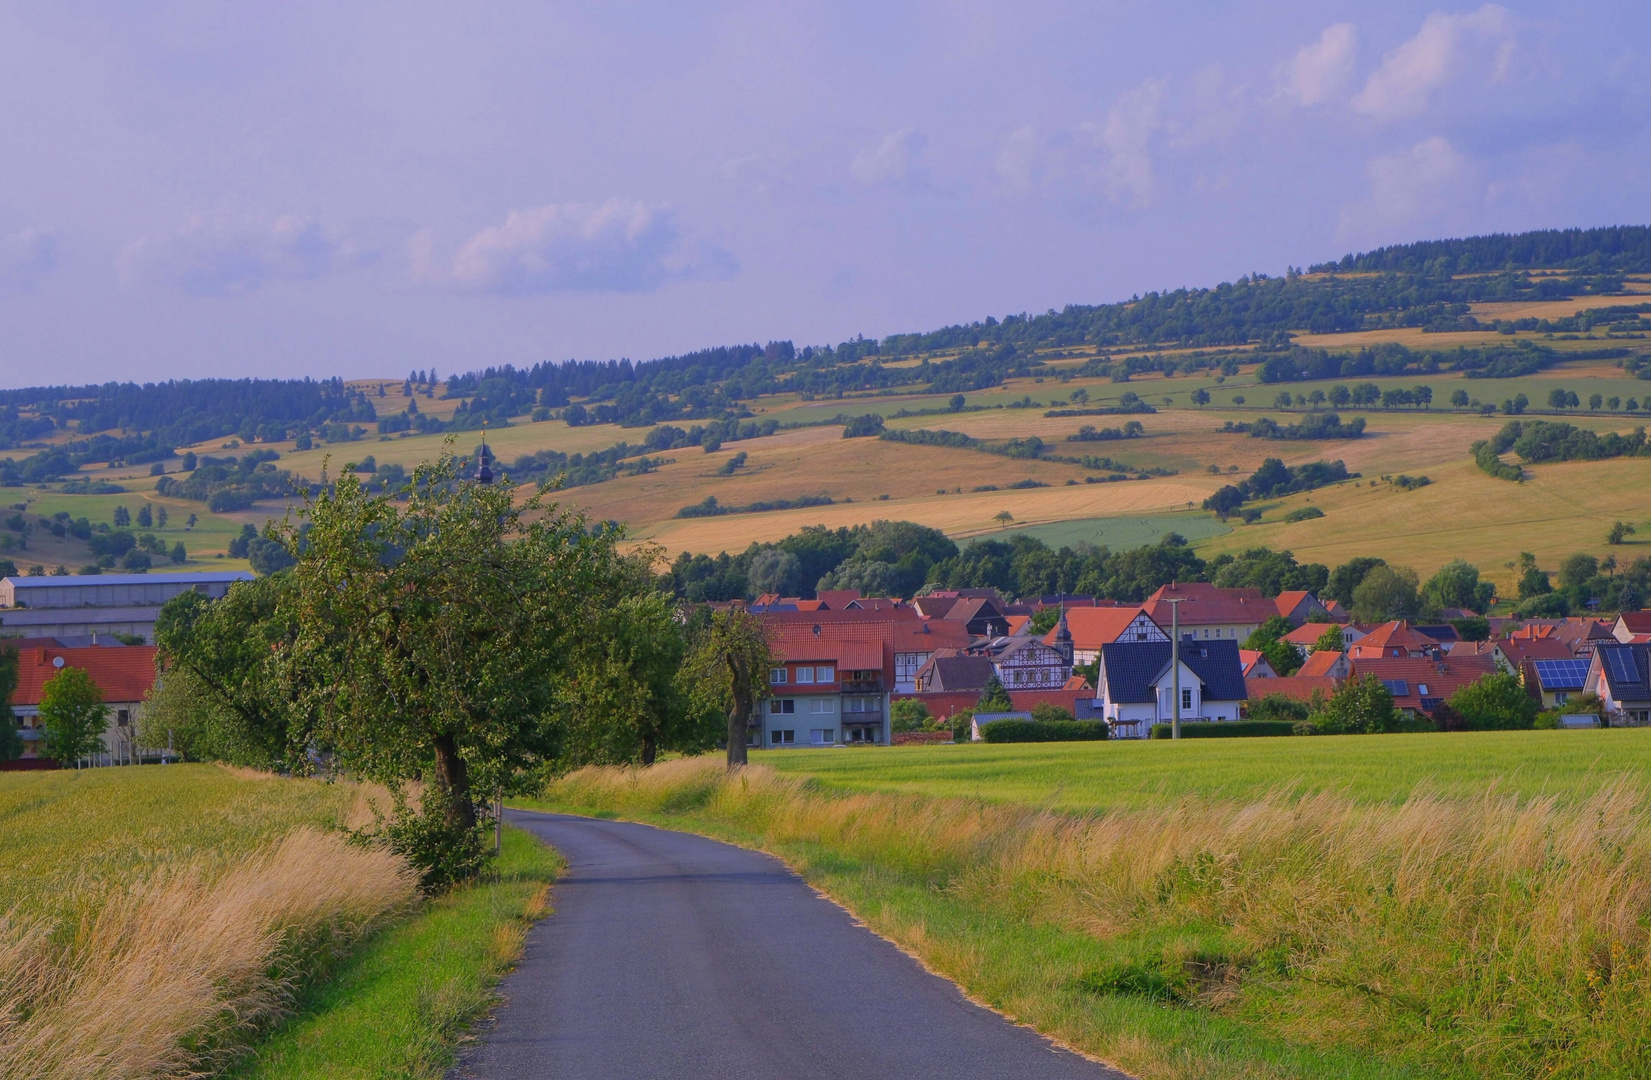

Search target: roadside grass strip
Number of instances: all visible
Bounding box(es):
[521,754,1651,1080]
[229,825,561,1080]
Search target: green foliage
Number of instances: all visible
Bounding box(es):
[680,607,775,767]
[1282,505,1324,523]
[0,642,16,759]
[1608,521,1637,545]
[1312,625,1345,653]
[1028,607,1062,634]
[39,665,109,761]
[1422,559,1496,614]
[1301,675,1397,735]
[1443,674,1540,731]
[274,451,642,886]
[1350,564,1420,623]
[153,578,298,769]
[1030,702,1076,724]
[840,413,886,438]
[981,719,1107,742]
[1149,720,1298,739]
[1450,616,1491,642]
[1210,547,1328,598]
[1324,556,1386,605]
[1246,693,1311,724]
[1244,616,1302,676]
[890,698,933,733]
[976,675,1013,713]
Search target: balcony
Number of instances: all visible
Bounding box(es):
[842,677,883,694]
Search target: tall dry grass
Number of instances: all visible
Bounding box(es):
[550,757,1651,1078]
[0,826,417,1080]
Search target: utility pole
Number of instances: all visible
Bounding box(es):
[1161,596,1192,739]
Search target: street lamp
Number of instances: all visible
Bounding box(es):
[1160,596,1193,739]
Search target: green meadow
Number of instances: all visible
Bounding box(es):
[757,728,1651,810]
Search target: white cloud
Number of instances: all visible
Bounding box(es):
[422,200,733,295]
[850,128,927,185]
[1338,136,1482,239]
[119,214,364,297]
[0,228,57,291]
[1278,23,1358,106]
[1352,5,1515,120]
[1094,79,1164,207]
[994,125,1043,196]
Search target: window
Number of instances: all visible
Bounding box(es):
[1135,629,1149,641]
[895,653,924,680]
[1182,688,1193,711]
[809,697,835,714]
[816,666,835,682]
[769,668,787,685]
[769,729,795,745]
[1417,683,1429,696]
[795,667,815,684]
[810,729,835,745]
[768,699,795,714]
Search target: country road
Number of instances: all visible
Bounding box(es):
[456,810,1130,1080]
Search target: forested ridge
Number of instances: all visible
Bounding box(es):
[2,225,1647,452]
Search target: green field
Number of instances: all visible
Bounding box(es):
[1000,512,1231,551]
[758,729,1651,809]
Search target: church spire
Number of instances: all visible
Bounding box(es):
[476,429,494,485]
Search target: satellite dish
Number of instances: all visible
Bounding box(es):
[52,656,65,668]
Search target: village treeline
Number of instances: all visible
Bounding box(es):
[152,455,765,890]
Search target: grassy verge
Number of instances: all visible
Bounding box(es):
[230,825,562,1080]
[520,753,1651,1080]
[0,765,417,1078]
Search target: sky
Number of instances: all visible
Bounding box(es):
[0,1,1648,388]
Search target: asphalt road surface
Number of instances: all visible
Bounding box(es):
[457,810,1130,1080]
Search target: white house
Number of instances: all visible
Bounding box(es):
[1094,638,1249,739]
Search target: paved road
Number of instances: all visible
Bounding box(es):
[457,810,1129,1080]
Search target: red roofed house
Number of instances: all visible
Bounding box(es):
[1347,621,1440,660]
[1043,606,1166,665]
[1348,654,1498,718]
[11,646,158,764]
[1274,591,1333,626]
[1143,583,1273,643]
[764,623,891,747]
[1282,621,1367,658]
[1239,649,1280,678]
[1491,636,1575,676]
[1297,649,1351,678]
[1614,612,1651,644]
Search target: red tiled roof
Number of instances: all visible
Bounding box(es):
[1618,612,1651,634]
[1349,655,1498,714]
[1283,622,1339,645]
[1246,675,1339,705]
[815,589,861,609]
[1042,606,1148,650]
[1239,648,1269,675]
[1497,637,1576,663]
[1005,615,1031,636]
[1297,650,1346,677]
[1274,591,1322,620]
[769,625,887,670]
[1144,583,1271,626]
[14,646,158,706]
[1348,621,1437,657]
[891,618,975,652]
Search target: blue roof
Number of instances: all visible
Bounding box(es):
[5,571,253,588]
[1100,639,1248,703]
[1530,658,1590,692]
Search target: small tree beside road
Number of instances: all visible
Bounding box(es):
[681,608,774,768]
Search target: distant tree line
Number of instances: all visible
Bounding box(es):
[1311,225,1651,275]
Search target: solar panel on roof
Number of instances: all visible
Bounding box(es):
[1605,649,1641,685]
[1532,658,1591,689]
[1381,679,1409,696]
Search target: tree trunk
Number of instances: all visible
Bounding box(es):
[641,733,657,766]
[431,732,476,830]
[725,654,750,768]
